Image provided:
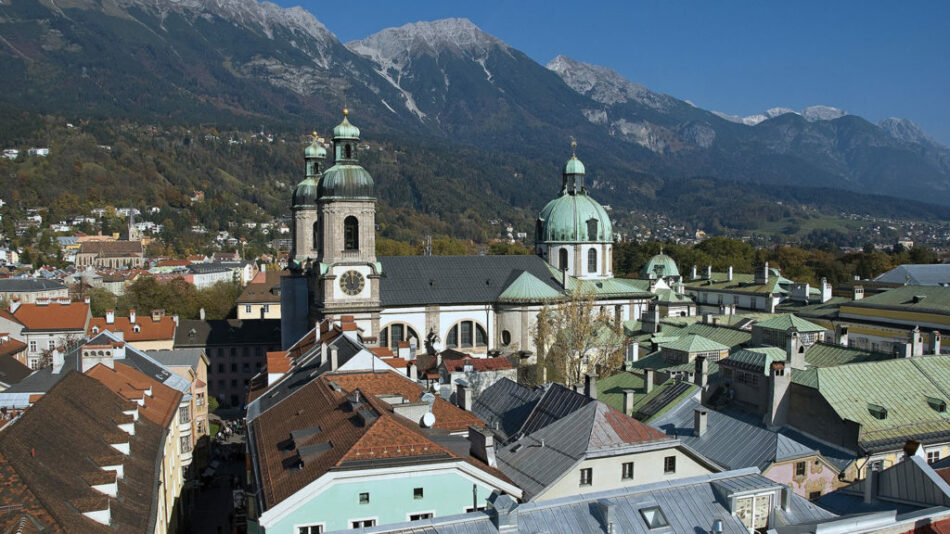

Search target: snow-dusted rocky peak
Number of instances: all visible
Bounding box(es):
[347,18,507,63]
[133,0,334,41]
[801,105,847,122]
[547,55,672,110]
[878,117,941,147]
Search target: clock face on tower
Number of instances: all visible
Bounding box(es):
[339,270,365,296]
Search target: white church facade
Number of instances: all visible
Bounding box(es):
[280,111,660,357]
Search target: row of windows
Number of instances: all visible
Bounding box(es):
[578,457,676,487]
[734,370,759,386]
[380,321,489,350]
[213,362,262,374]
[557,248,600,272]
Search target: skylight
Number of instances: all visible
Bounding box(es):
[868,403,888,420]
[640,506,669,529]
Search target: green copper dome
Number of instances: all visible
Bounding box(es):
[333,110,360,139]
[641,253,680,279]
[536,192,612,243]
[318,164,375,200]
[564,156,585,175]
[293,176,320,207]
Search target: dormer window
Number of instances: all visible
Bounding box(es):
[735,494,773,530]
[133,325,141,333]
[92,327,99,334]
[586,218,598,239]
[927,397,947,413]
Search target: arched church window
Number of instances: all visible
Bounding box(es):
[312,221,319,250]
[588,248,598,273]
[446,321,488,349]
[587,218,598,240]
[344,144,352,159]
[379,323,419,350]
[344,216,359,251]
[559,249,569,271]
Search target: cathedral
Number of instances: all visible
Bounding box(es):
[280,110,657,355]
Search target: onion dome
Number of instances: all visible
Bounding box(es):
[536,147,612,243]
[293,177,320,207]
[318,110,375,200]
[304,132,327,159]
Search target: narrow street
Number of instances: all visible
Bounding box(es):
[187,418,248,534]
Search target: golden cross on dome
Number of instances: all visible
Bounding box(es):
[311,131,319,142]
[570,136,577,157]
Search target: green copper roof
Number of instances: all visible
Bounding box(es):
[317,164,375,200]
[654,288,692,304]
[292,176,320,207]
[598,371,699,422]
[754,314,826,333]
[803,343,895,368]
[498,271,565,303]
[564,156,586,175]
[660,334,729,354]
[333,113,360,139]
[725,347,788,375]
[536,192,613,243]
[844,285,950,313]
[791,357,950,449]
[641,254,680,279]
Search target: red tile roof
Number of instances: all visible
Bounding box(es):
[86,363,183,427]
[0,337,27,359]
[266,351,292,374]
[13,302,89,331]
[87,315,176,342]
[328,371,483,432]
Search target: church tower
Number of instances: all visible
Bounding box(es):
[312,109,381,335]
[535,142,614,280]
[291,132,325,264]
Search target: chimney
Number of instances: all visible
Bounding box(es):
[329,345,339,371]
[727,265,733,281]
[584,373,598,399]
[105,309,115,325]
[694,355,708,388]
[406,361,418,381]
[694,407,708,437]
[820,277,832,303]
[764,261,769,282]
[52,346,65,374]
[766,361,791,429]
[624,341,639,366]
[490,493,519,533]
[932,331,942,355]
[644,368,654,394]
[199,307,206,320]
[84,296,91,305]
[468,426,496,467]
[457,380,473,411]
[128,309,136,324]
[836,325,849,347]
[9,298,19,314]
[595,499,616,534]
[691,265,698,280]
[911,326,924,357]
[706,265,712,280]
[853,285,864,300]
[786,328,805,370]
[622,389,635,416]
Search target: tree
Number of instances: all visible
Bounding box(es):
[533,288,625,387]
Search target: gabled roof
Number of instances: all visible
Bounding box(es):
[146,347,207,371]
[651,397,856,472]
[753,313,826,333]
[803,342,895,368]
[843,285,950,313]
[377,255,564,307]
[659,334,728,353]
[0,278,67,292]
[249,373,507,511]
[598,371,698,422]
[497,271,564,303]
[13,301,89,331]
[174,318,281,347]
[0,372,164,533]
[441,356,514,373]
[236,271,284,304]
[88,315,176,342]
[0,353,31,387]
[792,356,950,451]
[496,401,675,499]
[78,240,143,256]
[86,362,183,427]
[472,378,543,442]
[874,264,950,286]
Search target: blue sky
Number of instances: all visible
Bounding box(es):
[281,0,950,145]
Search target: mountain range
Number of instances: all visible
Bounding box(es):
[2,0,950,212]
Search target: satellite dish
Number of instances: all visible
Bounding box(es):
[421,392,436,406]
[421,412,436,428]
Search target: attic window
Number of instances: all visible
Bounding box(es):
[92,327,99,334]
[927,397,947,413]
[913,295,926,303]
[639,506,669,529]
[133,325,141,333]
[868,403,888,420]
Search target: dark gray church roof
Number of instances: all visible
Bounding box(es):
[0,278,67,292]
[472,378,544,442]
[377,255,564,307]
